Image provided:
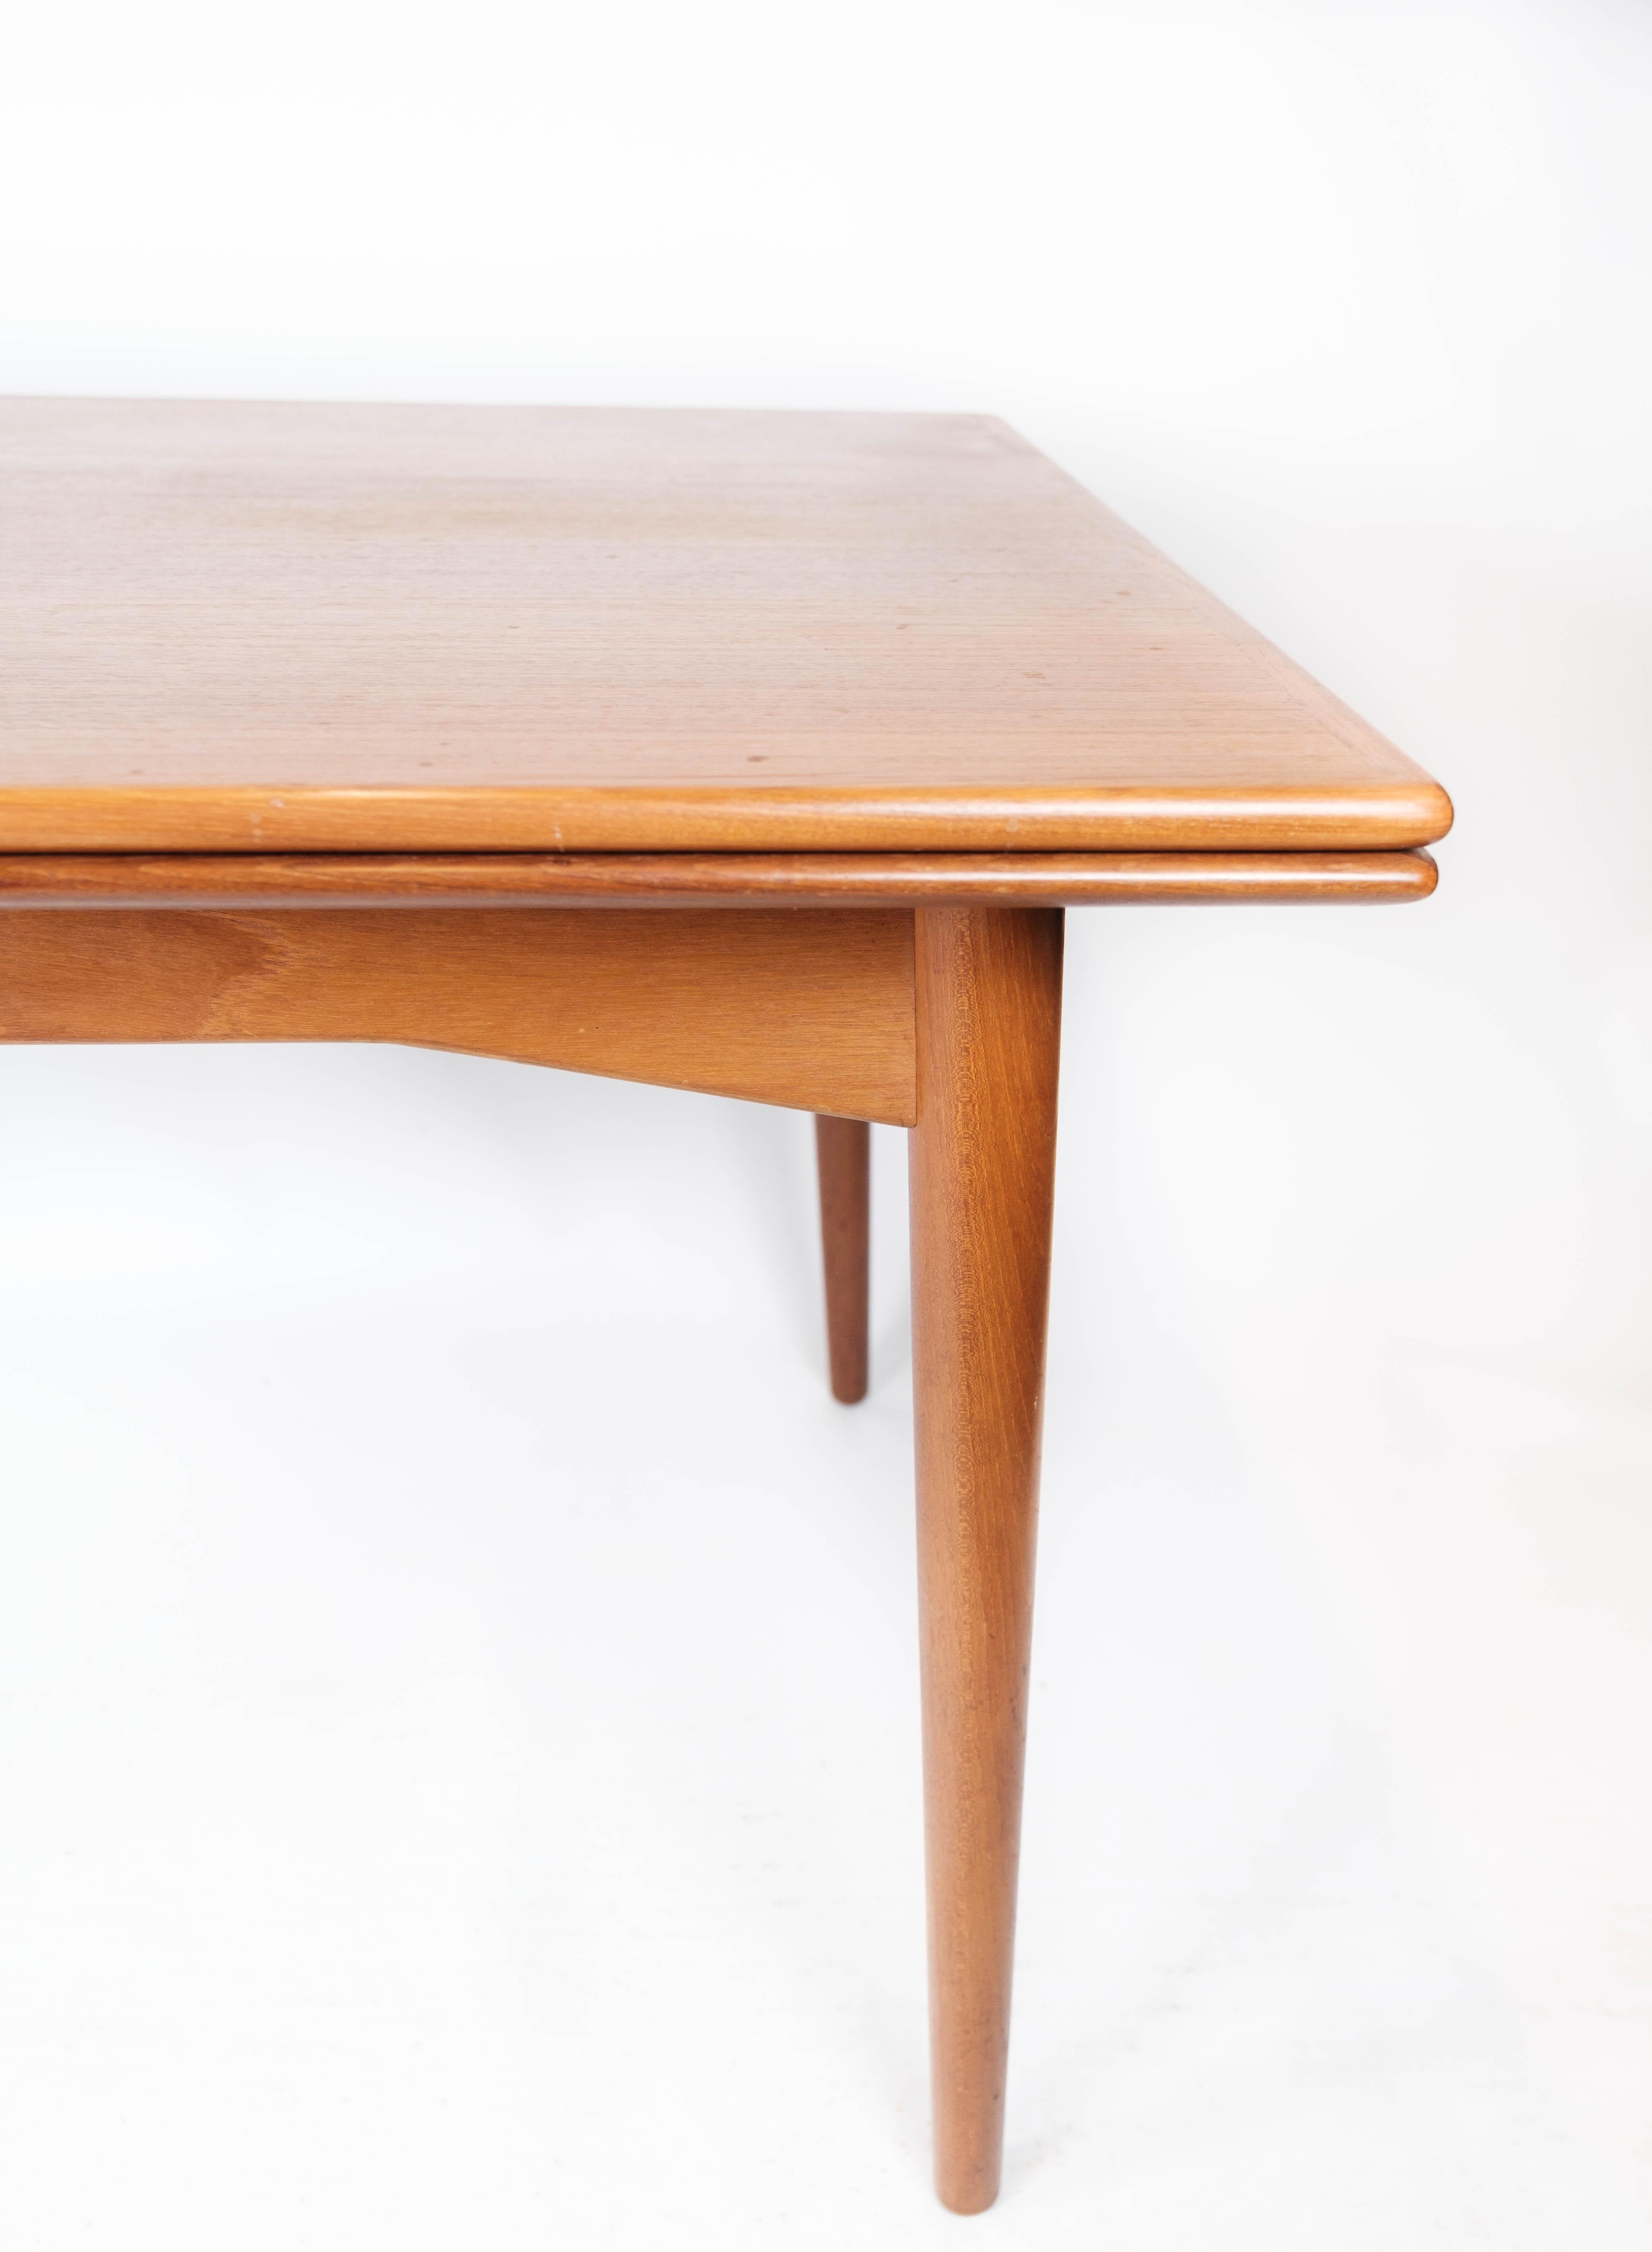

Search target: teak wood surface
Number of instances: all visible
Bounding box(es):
[0,401,1452,2213]
[0,400,1452,854]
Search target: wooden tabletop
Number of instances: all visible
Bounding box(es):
[0,400,1450,856]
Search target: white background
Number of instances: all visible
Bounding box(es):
[2,2,1649,2242]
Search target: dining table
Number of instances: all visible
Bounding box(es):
[0,398,1451,2212]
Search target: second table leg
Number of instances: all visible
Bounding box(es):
[814,1114,870,1404]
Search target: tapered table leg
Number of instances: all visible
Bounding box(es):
[909,906,1063,2213]
[814,1114,870,1404]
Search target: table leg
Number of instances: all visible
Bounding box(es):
[909,906,1063,2212]
[814,1115,870,1403]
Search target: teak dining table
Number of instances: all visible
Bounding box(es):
[0,400,1451,2214]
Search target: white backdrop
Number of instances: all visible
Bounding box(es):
[1,3,1648,2244]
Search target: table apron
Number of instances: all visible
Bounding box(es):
[0,904,919,1124]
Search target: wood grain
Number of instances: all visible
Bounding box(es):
[909,907,1063,2213]
[814,1115,870,1404]
[0,401,1452,854]
[0,907,917,1124]
[0,850,1439,908]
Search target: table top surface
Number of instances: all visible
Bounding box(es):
[0,400,1450,856]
